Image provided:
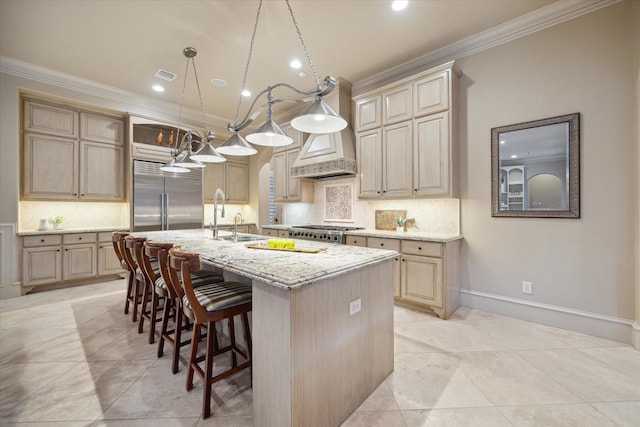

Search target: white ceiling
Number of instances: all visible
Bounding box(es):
[1,0,557,125]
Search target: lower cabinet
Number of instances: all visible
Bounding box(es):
[352,234,460,319]
[262,226,289,238]
[22,231,125,289]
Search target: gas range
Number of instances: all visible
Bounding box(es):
[287,225,364,244]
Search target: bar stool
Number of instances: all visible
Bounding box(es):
[136,240,173,344]
[156,244,225,374]
[168,247,252,419]
[122,235,148,322]
[112,231,132,315]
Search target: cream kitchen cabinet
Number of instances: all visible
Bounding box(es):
[22,235,63,287]
[272,148,313,203]
[204,158,249,204]
[22,98,125,201]
[352,233,461,319]
[413,112,451,197]
[357,121,413,198]
[262,226,289,238]
[21,231,125,290]
[98,232,123,275]
[354,61,459,199]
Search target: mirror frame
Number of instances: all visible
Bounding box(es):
[491,113,580,218]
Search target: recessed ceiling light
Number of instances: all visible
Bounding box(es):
[391,0,408,12]
[289,59,302,69]
[152,84,165,92]
[242,89,251,97]
[298,71,306,78]
[211,78,227,87]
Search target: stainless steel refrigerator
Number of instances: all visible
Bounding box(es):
[132,160,203,231]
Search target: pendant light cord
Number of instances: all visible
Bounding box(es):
[191,56,208,131]
[286,0,320,88]
[233,0,263,128]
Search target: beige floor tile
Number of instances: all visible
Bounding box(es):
[591,401,640,427]
[580,346,640,381]
[195,416,253,427]
[8,360,154,422]
[2,422,94,427]
[340,410,407,427]
[515,348,640,402]
[394,306,439,323]
[394,319,508,353]
[389,352,492,410]
[402,407,513,427]
[498,403,620,426]
[459,350,581,406]
[355,378,399,412]
[92,418,199,427]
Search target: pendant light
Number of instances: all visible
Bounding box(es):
[161,47,225,172]
[221,0,347,153]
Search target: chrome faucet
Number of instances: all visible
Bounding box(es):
[233,212,244,241]
[212,188,225,239]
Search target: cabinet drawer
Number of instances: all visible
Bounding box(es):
[23,235,62,247]
[98,231,116,242]
[367,237,400,251]
[346,235,367,247]
[63,233,97,244]
[401,240,442,257]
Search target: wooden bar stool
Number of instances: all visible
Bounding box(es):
[112,231,132,315]
[169,247,252,419]
[122,235,148,322]
[157,245,225,374]
[136,240,172,344]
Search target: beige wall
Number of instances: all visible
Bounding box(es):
[458,2,636,327]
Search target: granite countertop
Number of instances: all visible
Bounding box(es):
[18,226,129,236]
[134,229,397,291]
[345,228,463,243]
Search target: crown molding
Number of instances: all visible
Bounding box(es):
[352,0,621,96]
[0,55,230,131]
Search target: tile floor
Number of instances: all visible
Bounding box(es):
[1,279,639,426]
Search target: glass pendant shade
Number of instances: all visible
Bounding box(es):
[217,132,258,156]
[174,150,206,168]
[291,96,348,134]
[160,157,190,173]
[190,142,227,163]
[246,118,293,147]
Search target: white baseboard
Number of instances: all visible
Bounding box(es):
[459,289,635,346]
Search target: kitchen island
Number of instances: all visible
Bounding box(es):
[134,229,397,427]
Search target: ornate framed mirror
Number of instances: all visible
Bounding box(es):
[491,113,580,218]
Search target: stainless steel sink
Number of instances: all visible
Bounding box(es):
[218,235,264,243]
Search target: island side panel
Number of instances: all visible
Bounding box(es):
[252,280,292,427]
[290,259,394,427]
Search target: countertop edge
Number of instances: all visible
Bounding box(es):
[18,227,130,236]
[344,229,463,243]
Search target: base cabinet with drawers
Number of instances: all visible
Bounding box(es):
[22,231,125,290]
[349,234,460,319]
[261,226,289,238]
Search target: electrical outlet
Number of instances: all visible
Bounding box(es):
[522,281,532,294]
[349,298,361,315]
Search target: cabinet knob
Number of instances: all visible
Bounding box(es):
[414,189,418,192]
[73,193,77,196]
[402,258,405,262]
[57,249,61,252]
[65,249,68,251]
[380,243,384,247]
[79,237,82,240]
[40,239,45,242]
[418,247,422,250]
[382,190,386,193]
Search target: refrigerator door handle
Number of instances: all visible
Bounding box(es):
[165,193,170,230]
[160,193,165,230]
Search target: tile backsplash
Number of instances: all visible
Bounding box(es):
[283,176,460,234]
[20,201,129,231]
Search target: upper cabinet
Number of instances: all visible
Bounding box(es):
[354,61,459,199]
[22,98,125,201]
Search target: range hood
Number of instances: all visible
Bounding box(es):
[290,78,357,179]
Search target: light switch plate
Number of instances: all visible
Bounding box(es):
[349,298,361,315]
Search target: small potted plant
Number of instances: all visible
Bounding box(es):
[395,216,405,232]
[49,215,64,230]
